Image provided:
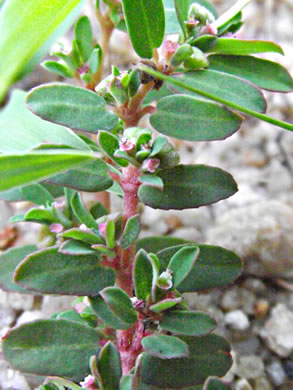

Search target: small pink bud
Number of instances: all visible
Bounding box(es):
[79,224,88,231]
[119,138,135,152]
[49,223,63,233]
[78,64,90,75]
[80,375,95,389]
[98,222,107,236]
[163,40,180,61]
[75,302,86,314]
[142,158,160,173]
[131,297,145,309]
[52,200,66,211]
[202,22,218,35]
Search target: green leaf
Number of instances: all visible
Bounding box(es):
[168,246,200,287]
[0,150,96,192]
[216,11,242,36]
[138,176,164,191]
[71,192,99,229]
[45,378,82,390]
[208,54,293,92]
[0,183,64,203]
[20,183,55,206]
[207,38,284,55]
[133,249,158,301]
[138,165,238,210]
[190,35,218,52]
[214,0,249,30]
[98,131,128,167]
[121,0,165,58]
[0,90,88,153]
[105,220,116,249]
[142,335,189,359]
[100,287,138,324]
[159,244,243,292]
[48,159,113,193]
[59,240,96,255]
[14,247,115,295]
[176,70,267,113]
[203,377,230,390]
[42,60,73,78]
[89,46,102,74]
[98,341,122,390]
[90,202,108,219]
[24,208,55,224]
[121,215,140,249]
[141,335,232,388]
[149,297,182,313]
[160,310,216,336]
[2,319,100,381]
[174,0,189,39]
[60,228,103,245]
[135,236,191,254]
[74,16,93,63]
[56,310,93,327]
[150,95,242,141]
[26,83,119,133]
[0,246,38,293]
[0,0,84,101]
[89,295,132,330]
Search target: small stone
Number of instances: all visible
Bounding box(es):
[221,287,242,311]
[261,303,293,357]
[41,295,74,317]
[0,201,13,229]
[0,306,15,327]
[235,378,253,390]
[16,310,45,326]
[164,215,182,231]
[0,369,31,390]
[254,299,270,319]
[0,291,34,311]
[237,355,265,379]
[243,148,268,168]
[266,360,286,386]
[170,227,202,242]
[225,310,250,331]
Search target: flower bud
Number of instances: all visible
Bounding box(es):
[183,47,209,70]
[142,158,160,173]
[170,44,193,67]
[163,40,180,62]
[157,270,173,290]
[188,3,215,25]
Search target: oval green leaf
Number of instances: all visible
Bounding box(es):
[203,377,230,390]
[26,83,118,133]
[142,335,189,359]
[74,16,93,63]
[98,131,128,167]
[176,70,267,113]
[98,341,122,390]
[121,214,140,249]
[2,319,100,381]
[208,54,293,92]
[160,310,216,336]
[138,165,238,210]
[133,249,158,301]
[150,95,242,141]
[141,334,232,388]
[135,236,191,254]
[168,246,200,287]
[122,0,165,58]
[14,247,115,295]
[71,192,99,229]
[207,38,284,55]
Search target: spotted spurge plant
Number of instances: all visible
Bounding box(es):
[0,0,292,389]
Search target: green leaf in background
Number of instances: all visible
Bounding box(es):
[48,160,113,193]
[2,319,100,381]
[142,335,189,359]
[150,95,242,141]
[14,247,115,295]
[207,38,284,56]
[0,90,88,153]
[138,165,238,210]
[0,183,64,202]
[121,0,165,58]
[59,240,95,255]
[20,184,55,206]
[135,236,191,254]
[0,150,96,192]
[208,54,293,92]
[100,287,138,324]
[168,246,200,287]
[98,131,128,167]
[0,0,84,101]
[44,377,83,390]
[174,0,189,39]
[74,16,93,63]
[60,228,103,245]
[23,208,55,224]
[121,215,140,249]
[149,297,182,313]
[71,192,99,229]
[0,246,38,294]
[41,60,74,78]
[160,310,216,336]
[176,70,267,113]
[214,0,249,31]
[26,84,119,133]
[89,295,132,330]
[203,377,230,390]
[98,341,122,390]
[141,335,232,388]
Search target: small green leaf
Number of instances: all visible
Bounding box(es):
[24,208,55,224]
[138,176,164,191]
[89,295,132,330]
[14,247,115,295]
[98,131,128,167]
[0,246,38,293]
[216,11,242,36]
[214,0,249,31]
[90,202,108,219]
[138,165,238,210]
[91,245,116,258]
[191,35,218,52]
[20,183,55,206]
[149,297,182,313]
[142,335,189,359]
[150,135,167,157]
[60,228,103,245]
[141,335,232,388]
[26,83,119,133]
[121,215,140,249]
[59,240,95,255]
[0,150,95,192]
[71,192,99,229]
[168,246,200,287]
[56,310,92,327]
[105,219,116,249]
[135,236,190,254]
[174,0,189,39]
[89,46,102,74]
[98,341,122,390]
[133,249,157,301]
[207,38,284,55]
[2,319,100,381]
[160,310,216,336]
[100,287,138,324]
[45,377,82,390]
[121,0,165,58]
[42,60,73,78]
[150,95,242,141]
[74,16,93,63]
[203,377,230,390]
[208,54,293,92]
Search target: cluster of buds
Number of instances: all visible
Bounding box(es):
[186,2,217,38]
[165,41,209,70]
